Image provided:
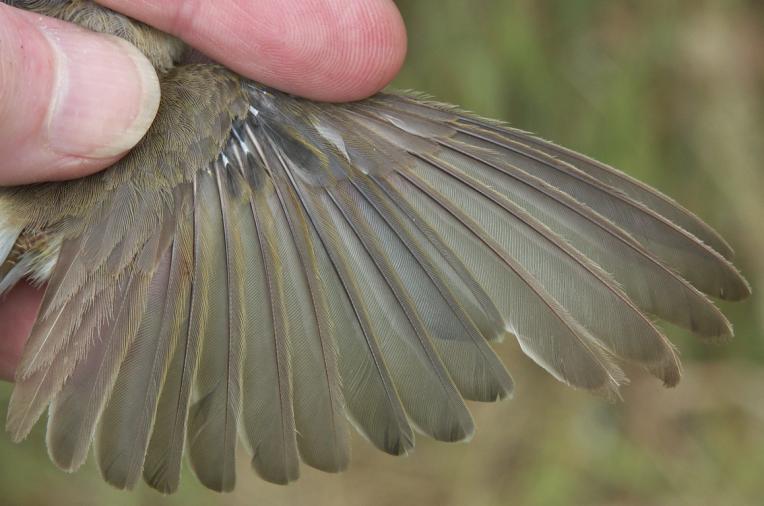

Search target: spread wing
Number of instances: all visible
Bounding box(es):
[1,70,749,493]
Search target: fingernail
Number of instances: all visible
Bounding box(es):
[40,23,160,159]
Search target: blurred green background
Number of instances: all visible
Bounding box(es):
[2,1,763,505]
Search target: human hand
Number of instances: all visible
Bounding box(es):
[0,0,407,381]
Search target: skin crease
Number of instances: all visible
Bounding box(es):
[0,0,408,381]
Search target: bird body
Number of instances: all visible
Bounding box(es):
[0,0,750,494]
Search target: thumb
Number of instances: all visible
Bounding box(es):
[0,4,160,185]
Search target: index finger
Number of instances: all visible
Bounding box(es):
[96,0,408,102]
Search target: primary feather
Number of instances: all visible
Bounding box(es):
[0,0,750,494]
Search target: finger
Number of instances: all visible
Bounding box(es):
[0,5,161,185]
[0,282,42,382]
[96,0,407,102]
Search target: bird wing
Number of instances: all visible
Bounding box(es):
[1,69,749,493]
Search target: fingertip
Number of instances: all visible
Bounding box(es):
[330,0,408,101]
[0,5,160,185]
[252,0,408,101]
[277,0,408,101]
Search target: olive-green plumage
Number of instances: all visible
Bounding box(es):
[0,0,751,495]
